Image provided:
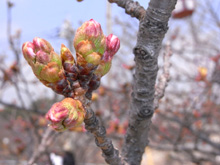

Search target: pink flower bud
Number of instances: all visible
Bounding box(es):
[33,37,53,53]
[22,42,36,64]
[46,98,86,131]
[75,19,102,40]
[22,37,64,84]
[74,19,106,56]
[93,35,120,77]
[84,19,102,38]
[40,62,63,83]
[36,50,50,64]
[102,34,120,62]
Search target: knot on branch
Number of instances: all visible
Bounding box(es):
[84,112,99,132]
[136,88,155,98]
[131,93,154,120]
[133,45,154,60]
[138,105,154,119]
[102,146,122,164]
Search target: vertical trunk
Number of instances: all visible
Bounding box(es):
[122,0,177,164]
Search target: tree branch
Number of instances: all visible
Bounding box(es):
[154,43,172,109]
[108,0,146,20]
[159,113,220,151]
[7,1,20,63]
[28,127,58,165]
[0,100,44,115]
[122,0,177,164]
[82,98,126,164]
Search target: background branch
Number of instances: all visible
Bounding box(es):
[154,43,172,109]
[28,127,58,165]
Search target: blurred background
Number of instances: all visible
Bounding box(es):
[0,0,219,164]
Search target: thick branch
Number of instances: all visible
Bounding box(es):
[108,0,146,20]
[122,0,177,164]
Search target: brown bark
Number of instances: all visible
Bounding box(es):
[108,0,177,164]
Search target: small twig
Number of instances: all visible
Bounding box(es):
[28,127,58,165]
[7,0,20,63]
[108,0,146,20]
[0,100,27,112]
[11,80,26,108]
[159,113,220,151]
[206,0,220,27]
[154,43,172,109]
[7,1,28,109]
[19,73,39,112]
[0,100,44,115]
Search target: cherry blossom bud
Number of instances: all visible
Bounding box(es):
[22,42,36,64]
[22,37,64,84]
[94,61,111,78]
[195,67,207,81]
[60,44,77,77]
[75,40,94,57]
[33,37,53,53]
[84,52,101,65]
[61,44,75,65]
[46,98,86,131]
[94,34,120,77]
[74,19,106,66]
[102,34,120,62]
[74,19,104,46]
[39,61,63,83]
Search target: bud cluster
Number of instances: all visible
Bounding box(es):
[22,19,120,131]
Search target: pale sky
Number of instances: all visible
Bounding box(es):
[0,0,149,55]
[0,0,148,107]
[0,0,219,107]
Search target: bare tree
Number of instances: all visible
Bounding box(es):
[3,0,201,164]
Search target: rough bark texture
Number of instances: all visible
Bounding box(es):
[84,107,124,164]
[119,0,177,164]
[80,96,125,165]
[108,0,146,20]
